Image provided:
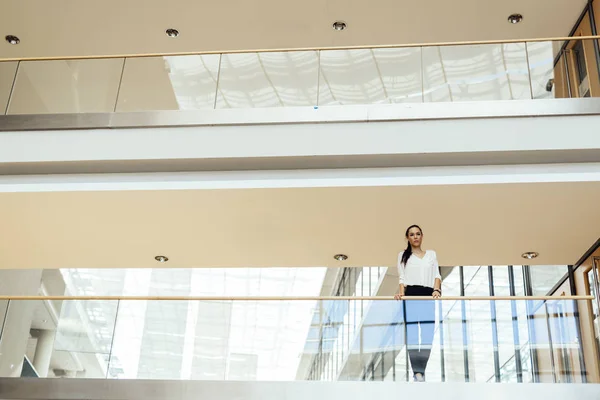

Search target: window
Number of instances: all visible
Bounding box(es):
[572,41,587,85]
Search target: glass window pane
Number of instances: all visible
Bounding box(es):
[529,266,569,296]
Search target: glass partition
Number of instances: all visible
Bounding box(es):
[0,297,591,383]
[1,39,598,116]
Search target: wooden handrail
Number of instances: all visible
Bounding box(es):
[1,35,599,62]
[0,295,593,301]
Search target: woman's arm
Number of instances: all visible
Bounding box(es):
[432,251,442,299]
[394,253,406,300]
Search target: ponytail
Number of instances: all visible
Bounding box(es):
[401,224,422,266]
[401,242,412,266]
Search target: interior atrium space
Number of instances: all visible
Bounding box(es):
[1,0,600,399]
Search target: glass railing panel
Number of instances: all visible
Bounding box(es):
[422,43,532,103]
[116,55,221,112]
[0,298,594,382]
[0,299,46,377]
[51,350,110,378]
[0,299,8,333]
[317,48,423,106]
[552,39,600,98]
[108,299,321,380]
[215,51,319,109]
[0,38,599,118]
[578,39,600,97]
[526,41,556,99]
[0,61,18,115]
[6,59,125,115]
[463,299,496,381]
[495,300,526,382]
[53,299,119,355]
[439,298,466,382]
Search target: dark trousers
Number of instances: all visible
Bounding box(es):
[404,285,435,376]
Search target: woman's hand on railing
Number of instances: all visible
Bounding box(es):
[394,293,403,300]
[432,291,441,299]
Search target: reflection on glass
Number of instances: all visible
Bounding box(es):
[1,40,592,116]
[462,267,494,381]
[527,42,556,99]
[318,48,422,105]
[0,264,592,383]
[216,52,318,108]
[116,55,220,112]
[7,59,124,114]
[587,265,600,363]
[0,61,18,114]
[423,44,532,102]
[0,297,588,382]
[54,300,118,355]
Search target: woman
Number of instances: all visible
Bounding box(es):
[393,224,441,382]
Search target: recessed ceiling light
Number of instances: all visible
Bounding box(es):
[332,21,347,31]
[508,14,523,24]
[334,254,348,261]
[155,255,169,262]
[521,252,539,260]
[165,29,180,38]
[5,35,20,45]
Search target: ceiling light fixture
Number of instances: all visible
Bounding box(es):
[165,29,180,38]
[332,21,347,31]
[155,255,169,263]
[508,14,523,24]
[334,254,348,261]
[521,252,539,260]
[5,35,20,45]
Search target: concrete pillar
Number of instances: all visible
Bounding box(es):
[32,329,56,377]
[0,270,43,377]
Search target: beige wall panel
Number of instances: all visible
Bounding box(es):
[7,59,124,115]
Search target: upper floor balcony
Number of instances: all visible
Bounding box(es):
[0,36,599,122]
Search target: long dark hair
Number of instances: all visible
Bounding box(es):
[401,224,422,266]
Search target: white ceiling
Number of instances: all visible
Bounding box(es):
[1,0,587,59]
[0,181,598,270]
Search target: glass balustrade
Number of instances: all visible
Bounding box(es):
[0,297,592,383]
[0,38,598,116]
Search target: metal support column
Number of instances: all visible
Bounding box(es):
[523,266,540,382]
[507,266,524,382]
[568,265,588,383]
[488,266,501,382]
[459,267,470,382]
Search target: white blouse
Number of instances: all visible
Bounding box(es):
[397,250,441,287]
